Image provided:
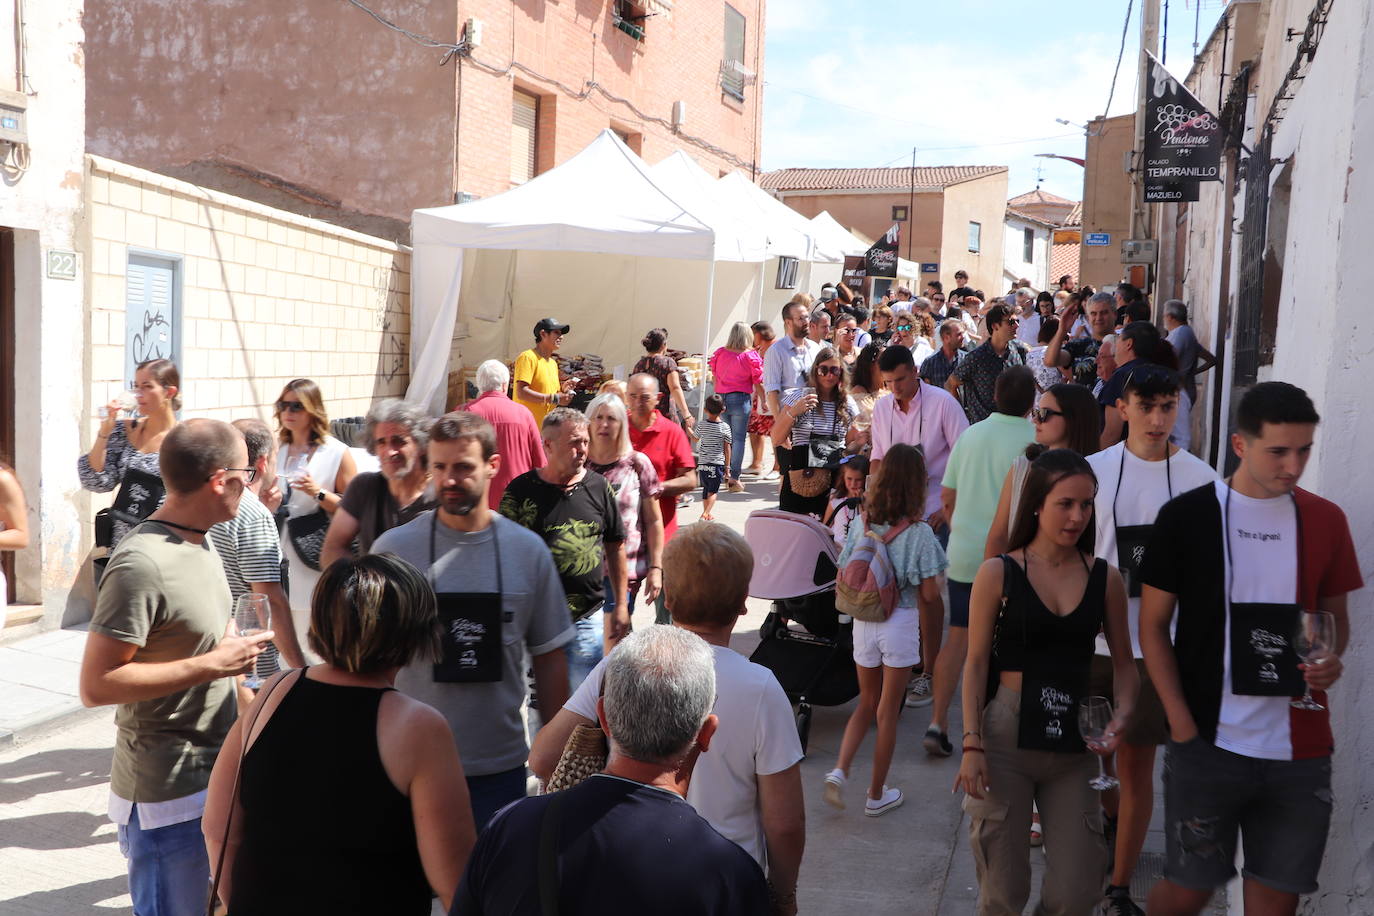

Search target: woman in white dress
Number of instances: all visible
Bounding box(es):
[274,378,356,666]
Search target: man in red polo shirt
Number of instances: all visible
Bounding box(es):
[627,373,697,618]
[461,359,545,508]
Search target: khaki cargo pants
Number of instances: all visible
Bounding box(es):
[963,686,1107,915]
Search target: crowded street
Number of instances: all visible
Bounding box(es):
[3,1,1373,915]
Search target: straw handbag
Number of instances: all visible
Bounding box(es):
[545,724,608,792]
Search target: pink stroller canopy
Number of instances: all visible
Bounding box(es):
[745,509,841,600]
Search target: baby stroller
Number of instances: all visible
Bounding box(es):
[746,509,859,751]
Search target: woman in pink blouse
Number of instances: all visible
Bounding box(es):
[709,322,764,492]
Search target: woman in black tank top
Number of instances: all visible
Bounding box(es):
[204,555,477,914]
[954,450,1139,916]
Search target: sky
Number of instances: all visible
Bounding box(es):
[760,0,1228,203]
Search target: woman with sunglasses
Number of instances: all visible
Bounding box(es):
[832,314,863,368]
[275,379,357,664]
[984,383,1101,561]
[79,359,181,550]
[771,347,858,518]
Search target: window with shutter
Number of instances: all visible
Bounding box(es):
[722,5,747,100]
[125,254,182,388]
[511,90,538,185]
[1023,227,1034,263]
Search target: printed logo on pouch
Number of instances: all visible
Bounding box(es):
[1259,662,1280,684]
[1250,628,1287,658]
[450,619,488,645]
[1040,687,1073,716]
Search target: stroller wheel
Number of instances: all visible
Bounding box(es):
[795,703,813,754]
[759,610,786,641]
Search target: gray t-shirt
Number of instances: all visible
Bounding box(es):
[1168,324,1200,378]
[371,512,574,776]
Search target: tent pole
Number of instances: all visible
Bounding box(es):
[699,260,716,424]
[755,261,766,322]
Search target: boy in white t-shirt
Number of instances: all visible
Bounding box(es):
[529,523,805,908]
[1085,364,1218,914]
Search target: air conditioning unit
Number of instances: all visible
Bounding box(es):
[0,89,28,147]
[1121,239,1158,264]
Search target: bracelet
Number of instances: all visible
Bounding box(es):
[962,746,985,754]
[962,730,981,739]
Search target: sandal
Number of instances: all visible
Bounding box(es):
[1030,818,1043,847]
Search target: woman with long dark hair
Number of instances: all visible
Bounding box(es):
[956,449,1137,915]
[984,382,1101,559]
[823,444,946,816]
[848,341,887,449]
[770,347,858,518]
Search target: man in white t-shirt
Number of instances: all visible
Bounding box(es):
[1085,365,1218,915]
[1139,382,1362,916]
[532,523,805,911]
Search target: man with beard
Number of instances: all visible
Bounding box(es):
[320,399,437,568]
[372,412,574,829]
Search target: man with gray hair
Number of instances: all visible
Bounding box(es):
[1163,299,1215,404]
[500,408,628,691]
[462,358,545,508]
[1044,290,1118,387]
[453,626,769,915]
[320,398,437,568]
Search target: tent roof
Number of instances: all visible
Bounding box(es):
[808,211,868,259]
[649,152,769,262]
[412,130,716,261]
[716,171,819,261]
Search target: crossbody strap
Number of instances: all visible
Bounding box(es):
[537,790,567,916]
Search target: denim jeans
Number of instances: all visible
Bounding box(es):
[566,608,605,694]
[721,391,751,479]
[466,765,529,831]
[116,806,210,916]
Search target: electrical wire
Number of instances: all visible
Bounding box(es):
[1102,0,1136,118]
[1163,0,1171,65]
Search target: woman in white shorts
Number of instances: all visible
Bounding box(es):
[824,443,948,816]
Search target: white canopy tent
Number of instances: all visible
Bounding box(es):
[808,211,867,259]
[406,130,767,415]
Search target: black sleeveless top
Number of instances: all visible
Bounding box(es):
[229,672,431,914]
[992,554,1107,672]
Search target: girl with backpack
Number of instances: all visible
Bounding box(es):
[954,449,1137,915]
[823,443,947,816]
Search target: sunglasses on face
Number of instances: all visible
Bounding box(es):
[276,400,306,413]
[816,365,843,378]
[895,324,914,332]
[1031,407,1064,423]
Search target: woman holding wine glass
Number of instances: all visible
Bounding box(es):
[955,449,1137,916]
[274,379,356,664]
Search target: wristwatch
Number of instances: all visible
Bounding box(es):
[316,490,327,503]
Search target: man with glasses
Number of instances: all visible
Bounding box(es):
[209,419,301,670]
[946,304,1027,423]
[80,419,275,915]
[320,399,438,570]
[762,300,822,483]
[514,318,574,423]
[1044,291,1118,388]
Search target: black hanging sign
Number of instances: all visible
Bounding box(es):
[864,223,900,279]
[1143,51,1222,203]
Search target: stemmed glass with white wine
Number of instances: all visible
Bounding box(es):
[1079,695,1120,790]
[1292,610,1336,711]
[234,593,271,690]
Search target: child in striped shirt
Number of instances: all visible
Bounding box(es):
[692,394,732,521]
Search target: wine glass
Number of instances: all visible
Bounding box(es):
[1292,610,1336,711]
[283,452,309,484]
[234,594,272,690]
[1078,695,1120,790]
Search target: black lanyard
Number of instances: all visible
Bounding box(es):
[1111,444,1172,532]
[428,512,503,596]
[1222,482,1303,605]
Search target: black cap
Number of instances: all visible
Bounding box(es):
[534,318,571,335]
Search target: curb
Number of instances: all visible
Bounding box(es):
[0,700,108,748]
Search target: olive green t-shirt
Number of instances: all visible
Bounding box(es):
[90,521,235,803]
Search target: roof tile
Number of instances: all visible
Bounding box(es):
[759,165,1007,192]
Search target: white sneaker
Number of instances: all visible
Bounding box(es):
[823,768,846,809]
[904,673,933,708]
[864,786,904,816]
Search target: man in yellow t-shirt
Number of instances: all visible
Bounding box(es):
[514,318,572,424]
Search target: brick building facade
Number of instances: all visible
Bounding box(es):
[84,0,766,242]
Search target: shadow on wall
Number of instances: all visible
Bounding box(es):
[369,258,410,405]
